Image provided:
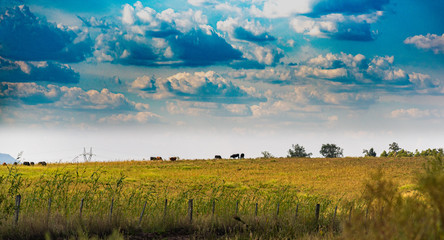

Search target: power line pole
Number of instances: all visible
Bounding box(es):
[82,147,93,162]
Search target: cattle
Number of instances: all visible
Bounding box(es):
[30,162,35,166]
[150,157,156,160]
[215,155,222,159]
[240,153,245,159]
[2,163,6,166]
[38,161,47,166]
[156,157,162,161]
[230,154,240,159]
[169,157,177,161]
[23,162,30,166]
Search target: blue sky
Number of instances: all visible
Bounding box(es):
[1,0,443,162]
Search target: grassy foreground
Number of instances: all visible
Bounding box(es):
[0,156,442,239]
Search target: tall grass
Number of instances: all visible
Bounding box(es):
[0,156,440,239]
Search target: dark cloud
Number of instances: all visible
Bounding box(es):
[0,5,92,62]
[169,29,243,66]
[310,0,390,17]
[333,21,376,41]
[233,27,276,42]
[0,57,80,83]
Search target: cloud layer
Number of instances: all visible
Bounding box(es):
[0,6,92,62]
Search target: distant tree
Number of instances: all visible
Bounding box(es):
[287,144,312,158]
[320,144,343,158]
[261,151,274,159]
[389,142,401,153]
[363,148,377,157]
[380,150,388,157]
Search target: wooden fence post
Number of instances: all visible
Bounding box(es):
[14,195,21,224]
[212,200,216,217]
[79,198,84,219]
[348,206,353,222]
[109,198,114,222]
[138,201,147,225]
[47,198,52,224]
[315,203,320,223]
[295,203,299,220]
[276,202,280,217]
[332,205,337,223]
[188,199,193,223]
[163,199,168,219]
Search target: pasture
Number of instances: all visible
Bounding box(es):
[0,156,440,239]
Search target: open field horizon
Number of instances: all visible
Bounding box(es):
[3,156,426,200]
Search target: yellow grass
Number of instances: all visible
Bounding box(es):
[3,157,425,200]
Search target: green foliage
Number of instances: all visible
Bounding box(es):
[380,150,388,157]
[363,148,377,157]
[319,144,343,158]
[287,144,312,158]
[261,151,274,159]
[389,142,401,153]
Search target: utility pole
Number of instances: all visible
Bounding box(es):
[82,147,93,162]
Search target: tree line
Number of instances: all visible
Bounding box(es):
[261,142,444,158]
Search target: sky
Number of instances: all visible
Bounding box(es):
[0,0,443,162]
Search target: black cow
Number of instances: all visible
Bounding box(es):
[169,157,177,161]
[38,161,47,166]
[23,162,30,166]
[30,162,35,166]
[240,153,245,159]
[230,154,240,159]
[215,155,222,159]
[150,157,156,160]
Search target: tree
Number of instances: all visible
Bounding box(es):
[363,148,377,157]
[389,142,401,153]
[380,150,388,157]
[320,144,343,158]
[287,144,312,158]
[261,151,274,159]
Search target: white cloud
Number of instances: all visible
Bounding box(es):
[1,82,150,111]
[390,108,444,119]
[229,68,293,83]
[217,17,269,39]
[131,71,263,103]
[404,34,444,54]
[252,0,314,18]
[289,12,382,40]
[99,111,161,124]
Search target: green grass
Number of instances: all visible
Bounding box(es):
[0,156,440,239]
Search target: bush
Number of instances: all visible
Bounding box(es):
[287,144,312,158]
[363,148,377,157]
[319,144,343,158]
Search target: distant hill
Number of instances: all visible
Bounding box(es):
[0,153,17,164]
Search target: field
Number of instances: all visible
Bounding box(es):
[0,156,442,239]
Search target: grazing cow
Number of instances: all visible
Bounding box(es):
[240,153,245,159]
[230,154,240,159]
[2,163,6,166]
[215,155,222,159]
[30,162,35,166]
[169,157,177,161]
[156,157,163,160]
[23,162,30,166]
[150,157,156,160]
[38,161,47,166]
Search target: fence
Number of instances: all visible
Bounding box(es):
[10,194,363,231]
